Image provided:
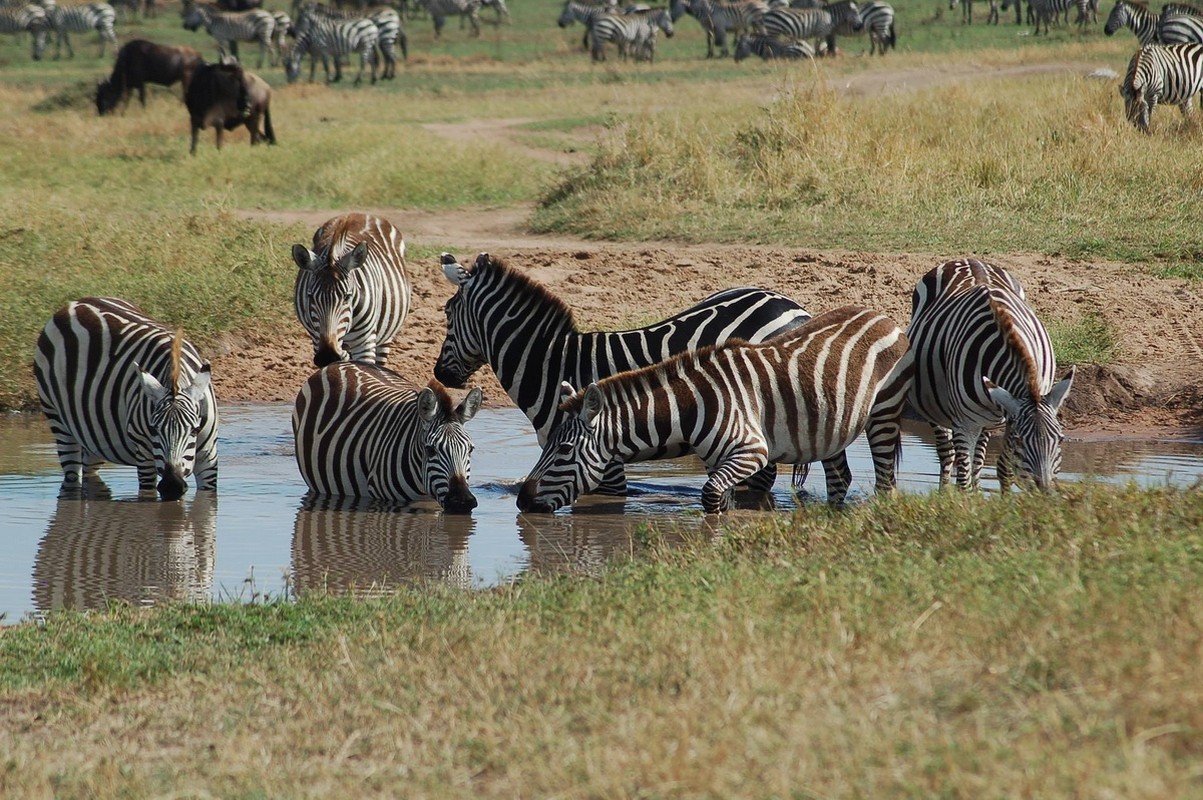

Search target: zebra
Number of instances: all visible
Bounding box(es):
[290,213,410,366]
[950,0,997,24]
[33,297,219,500]
[292,363,483,511]
[434,251,813,497]
[758,1,863,56]
[269,8,291,65]
[1001,0,1088,34]
[295,3,404,79]
[39,0,117,58]
[516,305,914,514]
[33,493,216,614]
[1120,42,1203,130]
[906,259,1074,492]
[1104,0,1159,45]
[1158,4,1203,44]
[855,0,895,51]
[421,0,481,36]
[480,0,509,25]
[558,0,617,50]
[733,31,815,59]
[589,7,673,61]
[0,4,50,60]
[182,1,276,67]
[292,496,475,595]
[671,0,768,58]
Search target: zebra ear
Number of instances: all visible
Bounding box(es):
[457,387,483,423]
[441,252,471,286]
[1045,366,1075,413]
[559,381,576,399]
[185,362,213,404]
[417,387,440,422]
[339,241,370,272]
[292,244,317,271]
[983,377,1022,419]
[135,362,169,404]
[580,383,604,426]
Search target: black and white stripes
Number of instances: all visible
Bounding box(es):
[182,1,276,67]
[1120,41,1203,130]
[39,0,117,58]
[0,4,50,60]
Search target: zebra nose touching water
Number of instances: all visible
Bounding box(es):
[516,305,914,515]
[33,298,220,501]
[290,212,411,368]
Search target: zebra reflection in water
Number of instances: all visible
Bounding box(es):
[32,493,216,615]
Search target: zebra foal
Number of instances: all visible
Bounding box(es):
[293,363,483,511]
[906,259,1073,492]
[1121,42,1203,130]
[33,297,219,500]
[291,213,411,367]
[516,305,913,514]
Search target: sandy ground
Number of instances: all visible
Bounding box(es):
[216,204,1203,442]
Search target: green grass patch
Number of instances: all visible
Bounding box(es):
[1049,312,1121,364]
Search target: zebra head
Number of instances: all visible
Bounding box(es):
[134,360,214,501]
[292,240,369,367]
[434,252,488,389]
[653,7,674,35]
[557,0,578,27]
[417,383,483,513]
[517,382,612,513]
[984,367,1075,491]
[1104,1,1130,35]
[182,3,208,31]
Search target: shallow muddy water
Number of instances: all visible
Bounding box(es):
[1,405,1201,624]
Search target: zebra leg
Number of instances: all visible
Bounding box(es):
[469,9,480,36]
[971,430,991,489]
[594,460,628,496]
[932,425,955,487]
[951,429,979,489]
[865,360,910,494]
[820,452,853,507]
[741,462,777,493]
[702,453,768,514]
[995,441,1013,493]
[51,428,86,488]
[137,462,158,495]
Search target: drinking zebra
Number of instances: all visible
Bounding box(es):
[0,4,50,60]
[733,32,815,60]
[434,252,813,496]
[33,297,219,500]
[292,363,483,511]
[671,0,768,58]
[516,305,913,514]
[1104,0,1159,44]
[421,0,481,36]
[906,259,1074,492]
[290,213,410,366]
[759,1,862,56]
[1157,4,1203,44]
[557,0,617,49]
[1000,0,1088,34]
[182,1,276,67]
[1121,42,1203,130]
[39,0,116,58]
[589,7,673,61]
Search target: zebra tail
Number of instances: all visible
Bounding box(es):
[888,20,896,48]
[263,105,276,145]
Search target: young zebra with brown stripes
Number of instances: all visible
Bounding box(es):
[291,213,411,368]
[435,252,813,497]
[33,297,219,500]
[516,305,914,514]
[906,259,1074,492]
[293,363,483,511]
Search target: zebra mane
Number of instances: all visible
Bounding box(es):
[473,253,579,331]
[987,294,1043,402]
[313,213,369,276]
[1124,0,1149,10]
[424,378,455,416]
[558,340,733,415]
[170,329,183,395]
[1162,1,1203,15]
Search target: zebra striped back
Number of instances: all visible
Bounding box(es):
[39,0,117,58]
[675,0,768,56]
[517,305,912,514]
[1158,5,1203,44]
[291,496,475,595]
[292,363,483,510]
[182,2,276,67]
[589,7,672,60]
[1121,42,1203,130]
[33,493,216,614]
[0,4,50,59]
[760,1,862,51]
[1105,0,1159,44]
[906,259,1073,491]
[291,213,410,367]
[34,297,219,500]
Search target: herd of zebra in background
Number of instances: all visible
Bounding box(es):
[32,211,1076,516]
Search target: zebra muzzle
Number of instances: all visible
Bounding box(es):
[157,468,189,501]
[441,477,477,513]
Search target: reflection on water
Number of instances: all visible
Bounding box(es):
[1,405,1202,624]
[291,496,476,594]
[32,493,216,615]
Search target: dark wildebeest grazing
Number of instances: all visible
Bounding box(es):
[184,59,275,155]
[96,39,204,115]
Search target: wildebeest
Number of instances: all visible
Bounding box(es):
[184,58,275,155]
[96,39,203,115]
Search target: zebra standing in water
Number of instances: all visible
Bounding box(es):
[182,1,276,67]
[906,259,1074,492]
[672,0,768,58]
[291,213,410,367]
[517,306,913,514]
[434,252,812,496]
[588,7,673,61]
[1104,0,1159,45]
[1121,42,1203,130]
[293,363,483,510]
[0,4,50,60]
[39,0,117,58]
[34,297,219,500]
[421,0,482,36]
[759,1,863,56]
